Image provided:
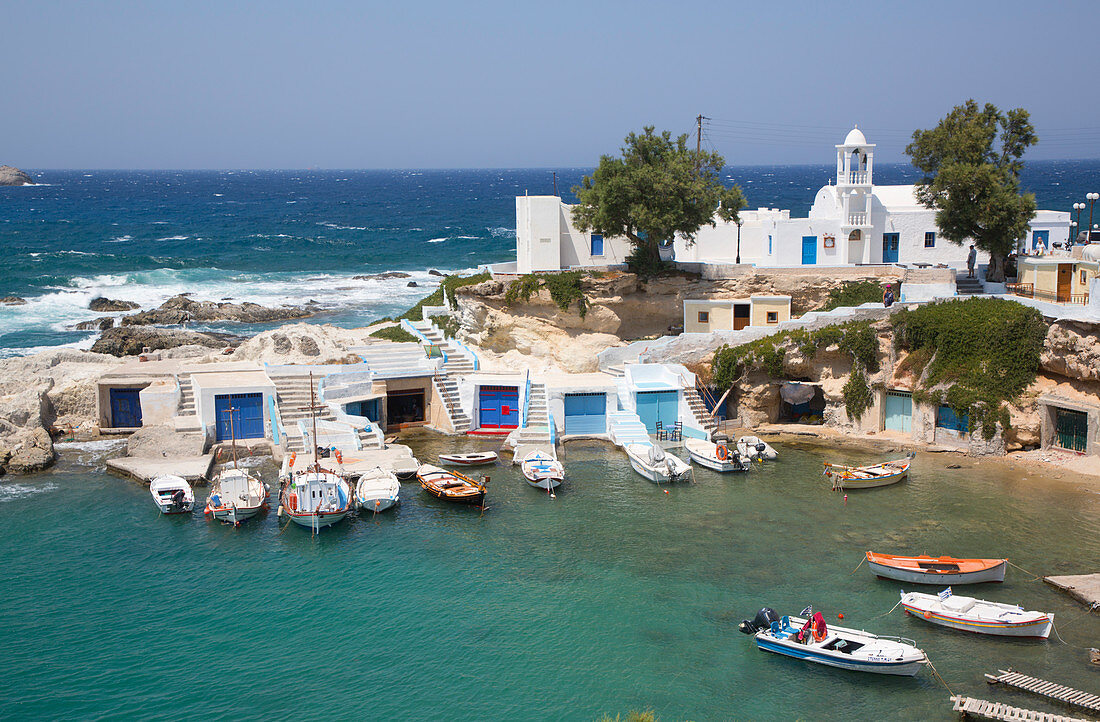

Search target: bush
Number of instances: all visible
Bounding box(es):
[821,280,890,311]
[842,363,874,421]
[369,325,418,343]
[891,297,1045,439]
[397,271,490,321]
[504,271,588,318]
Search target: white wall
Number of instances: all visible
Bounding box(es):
[516,196,631,274]
[138,380,179,426]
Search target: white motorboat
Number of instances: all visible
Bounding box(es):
[624,443,693,484]
[737,435,778,461]
[438,451,498,466]
[355,467,401,513]
[684,438,750,472]
[150,475,194,515]
[205,468,268,524]
[900,589,1053,638]
[739,607,927,677]
[520,449,564,491]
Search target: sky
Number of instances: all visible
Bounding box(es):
[6,0,1100,169]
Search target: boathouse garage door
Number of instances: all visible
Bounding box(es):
[1055,408,1088,452]
[214,393,265,442]
[109,388,143,428]
[636,391,678,433]
[884,391,912,433]
[479,386,519,429]
[563,393,606,435]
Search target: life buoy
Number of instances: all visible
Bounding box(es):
[335,449,343,463]
[812,620,827,642]
[289,452,296,467]
[288,493,298,511]
[715,444,729,461]
[923,611,932,620]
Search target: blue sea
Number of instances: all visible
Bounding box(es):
[0,162,1095,356]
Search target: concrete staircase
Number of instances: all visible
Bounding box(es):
[173,375,201,432]
[409,319,476,375]
[353,341,433,377]
[269,372,376,453]
[684,388,718,437]
[511,381,552,446]
[433,372,472,433]
[956,276,985,295]
[607,410,649,447]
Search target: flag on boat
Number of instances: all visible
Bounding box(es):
[938,587,952,601]
[800,605,813,616]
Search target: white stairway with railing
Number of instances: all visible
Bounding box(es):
[511,382,552,446]
[607,410,649,447]
[269,372,378,453]
[352,341,434,377]
[684,388,718,436]
[408,319,477,375]
[433,372,472,433]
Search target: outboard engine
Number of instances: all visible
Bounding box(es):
[171,489,185,510]
[738,607,780,635]
[755,442,767,454]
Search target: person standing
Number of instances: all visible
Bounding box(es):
[883,285,895,307]
[966,244,977,278]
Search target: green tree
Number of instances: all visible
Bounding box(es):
[571,127,746,274]
[906,100,1037,282]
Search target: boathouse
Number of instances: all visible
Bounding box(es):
[683,295,792,333]
[1038,394,1099,456]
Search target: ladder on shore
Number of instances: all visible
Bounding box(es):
[951,695,1088,722]
[985,669,1100,714]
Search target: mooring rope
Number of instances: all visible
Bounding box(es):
[1050,602,1100,649]
[849,556,866,575]
[871,597,903,620]
[925,655,954,697]
[1005,559,1042,581]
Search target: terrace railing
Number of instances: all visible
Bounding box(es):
[1007,282,1089,305]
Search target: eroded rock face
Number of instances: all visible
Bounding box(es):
[1042,321,1100,383]
[6,428,54,473]
[75,317,115,331]
[120,294,315,326]
[89,297,140,312]
[0,166,34,186]
[91,327,238,356]
[230,323,364,365]
[126,424,206,458]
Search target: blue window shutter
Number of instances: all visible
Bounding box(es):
[590,234,604,256]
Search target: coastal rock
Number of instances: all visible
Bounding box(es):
[75,317,115,331]
[230,323,364,365]
[89,297,140,312]
[1042,320,1100,383]
[353,272,411,281]
[0,166,34,186]
[0,296,26,305]
[5,428,55,473]
[407,281,418,287]
[91,326,240,357]
[428,269,444,277]
[120,294,315,326]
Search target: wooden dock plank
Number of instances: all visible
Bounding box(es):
[982,670,1100,713]
[951,696,1091,722]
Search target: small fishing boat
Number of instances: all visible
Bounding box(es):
[684,438,750,472]
[205,468,268,524]
[150,475,194,514]
[737,435,778,461]
[355,467,401,513]
[866,552,1007,585]
[900,589,1053,638]
[624,443,693,484]
[824,457,911,490]
[738,607,926,676]
[520,449,564,491]
[438,451,498,466]
[417,464,487,506]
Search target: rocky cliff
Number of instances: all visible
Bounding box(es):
[0,166,34,186]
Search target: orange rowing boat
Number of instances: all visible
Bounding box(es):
[865,552,1007,585]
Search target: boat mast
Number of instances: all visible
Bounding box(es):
[309,371,319,472]
[228,405,238,469]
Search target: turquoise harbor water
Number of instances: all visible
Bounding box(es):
[2,436,1099,720]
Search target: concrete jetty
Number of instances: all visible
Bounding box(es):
[107,455,215,484]
[1043,574,1100,611]
[286,443,420,479]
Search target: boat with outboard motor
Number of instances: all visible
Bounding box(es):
[520,449,564,491]
[900,588,1052,638]
[737,435,777,461]
[738,607,927,676]
[866,552,1007,585]
[684,438,750,472]
[624,443,693,484]
[354,467,401,513]
[150,475,194,514]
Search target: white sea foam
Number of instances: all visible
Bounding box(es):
[453,235,479,240]
[156,235,189,241]
[214,193,224,197]
[488,226,516,238]
[105,235,133,243]
[0,482,58,503]
[427,237,447,243]
[318,222,368,231]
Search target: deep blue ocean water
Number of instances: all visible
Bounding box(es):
[1,162,1096,356]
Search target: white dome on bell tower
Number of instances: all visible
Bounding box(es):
[836,125,875,187]
[843,126,868,146]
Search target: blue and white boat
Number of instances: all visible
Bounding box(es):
[520,449,564,491]
[738,608,927,677]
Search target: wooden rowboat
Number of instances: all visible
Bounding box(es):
[438,451,498,466]
[866,552,1007,585]
[824,457,911,490]
[900,590,1052,638]
[417,464,487,507]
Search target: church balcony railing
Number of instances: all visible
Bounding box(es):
[846,213,868,226]
[839,171,869,184]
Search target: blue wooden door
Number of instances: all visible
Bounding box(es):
[883,233,900,263]
[109,388,143,428]
[1032,230,1049,250]
[215,393,264,441]
[564,393,606,435]
[636,391,678,432]
[801,236,817,265]
[884,392,912,433]
[478,386,519,429]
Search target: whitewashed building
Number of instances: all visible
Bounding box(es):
[506,128,1070,275]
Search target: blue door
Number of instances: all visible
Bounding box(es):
[636,391,678,433]
[109,388,143,428]
[883,233,900,263]
[884,391,912,433]
[346,398,380,421]
[478,385,519,429]
[801,236,817,265]
[1032,230,1049,250]
[563,393,606,435]
[215,393,265,441]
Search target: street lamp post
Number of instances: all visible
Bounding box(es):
[735,220,742,265]
[1088,193,1099,242]
[1073,202,1085,243]
[1071,221,1078,247]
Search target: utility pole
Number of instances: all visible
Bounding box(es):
[695,114,709,173]
[552,171,558,197]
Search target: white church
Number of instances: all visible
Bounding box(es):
[507,127,1069,275]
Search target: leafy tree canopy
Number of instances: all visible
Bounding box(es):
[906,100,1037,282]
[571,126,746,275]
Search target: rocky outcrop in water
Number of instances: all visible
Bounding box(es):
[91,326,241,357]
[120,294,315,326]
[0,166,34,186]
[89,297,140,312]
[354,272,411,281]
[0,296,26,305]
[75,317,115,331]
